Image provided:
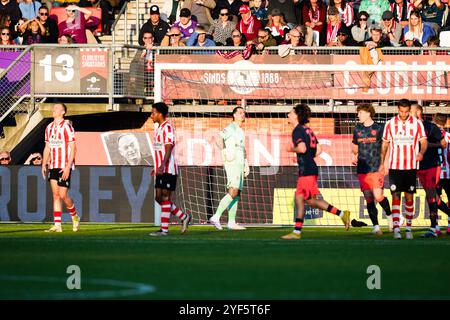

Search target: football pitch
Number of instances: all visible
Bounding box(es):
[1,223,449,300]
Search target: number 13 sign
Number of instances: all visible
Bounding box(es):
[34,47,109,95]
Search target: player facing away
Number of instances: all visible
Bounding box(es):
[149,102,191,236]
[351,104,392,236]
[41,103,79,232]
[281,104,351,240]
[210,107,250,230]
[380,99,427,240]
[435,113,450,235]
[410,105,450,238]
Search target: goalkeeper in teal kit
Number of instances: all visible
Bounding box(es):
[210,107,249,230]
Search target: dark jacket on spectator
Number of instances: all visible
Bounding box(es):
[138,19,170,46]
[268,0,298,25]
[41,18,59,43]
[0,0,22,25]
[365,35,392,48]
[212,0,243,20]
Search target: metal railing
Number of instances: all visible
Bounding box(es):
[112,1,129,45]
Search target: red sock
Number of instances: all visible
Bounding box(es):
[326,205,341,216]
[160,201,171,232]
[295,218,304,232]
[171,203,186,221]
[54,211,62,226]
[392,198,401,231]
[405,200,414,231]
[67,205,77,217]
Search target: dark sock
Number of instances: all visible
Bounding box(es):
[379,197,392,216]
[295,218,304,232]
[437,198,450,216]
[326,205,341,216]
[367,201,379,226]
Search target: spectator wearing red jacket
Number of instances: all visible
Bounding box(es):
[237,4,261,42]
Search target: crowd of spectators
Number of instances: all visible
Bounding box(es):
[139,0,450,51]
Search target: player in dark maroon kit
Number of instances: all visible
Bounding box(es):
[410,104,450,238]
[352,104,392,236]
[281,104,351,240]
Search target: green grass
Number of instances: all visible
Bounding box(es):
[0,223,449,300]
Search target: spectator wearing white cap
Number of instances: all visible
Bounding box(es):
[183,0,217,30]
[401,31,423,47]
[138,5,171,46]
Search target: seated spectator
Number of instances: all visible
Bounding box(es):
[161,27,186,46]
[0,27,14,44]
[380,10,403,46]
[237,4,261,42]
[208,7,236,45]
[423,35,447,54]
[365,23,392,49]
[333,25,358,46]
[265,8,290,44]
[19,18,45,44]
[182,0,217,30]
[281,27,306,46]
[390,0,414,27]
[401,30,423,46]
[19,0,41,21]
[58,33,75,43]
[186,25,216,46]
[302,0,327,46]
[58,5,92,44]
[0,0,22,28]
[403,10,435,45]
[225,28,247,45]
[359,0,390,27]
[268,0,298,26]
[24,152,43,165]
[0,151,11,165]
[173,8,198,40]
[37,6,58,43]
[329,0,354,27]
[250,0,268,26]
[295,24,314,46]
[138,5,170,46]
[352,11,371,44]
[252,27,277,51]
[415,0,446,33]
[326,6,342,45]
[78,0,114,35]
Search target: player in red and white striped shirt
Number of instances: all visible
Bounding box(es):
[149,102,191,236]
[435,113,450,235]
[380,99,427,239]
[41,103,79,233]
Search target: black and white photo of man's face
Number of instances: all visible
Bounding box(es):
[118,134,142,165]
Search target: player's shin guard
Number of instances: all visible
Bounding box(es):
[367,200,379,226]
[392,199,401,231]
[160,201,171,233]
[378,197,392,216]
[405,200,414,231]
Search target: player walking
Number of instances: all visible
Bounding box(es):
[380,99,427,239]
[150,102,191,236]
[410,105,449,238]
[41,103,79,232]
[282,104,351,240]
[351,104,392,236]
[210,107,250,230]
[435,113,450,235]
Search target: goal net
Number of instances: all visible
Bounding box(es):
[154,47,450,227]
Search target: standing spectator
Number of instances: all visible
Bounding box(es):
[352,10,371,44]
[265,8,290,44]
[380,10,403,46]
[58,4,92,44]
[326,6,342,45]
[0,151,11,165]
[24,152,43,165]
[78,0,114,36]
[268,0,298,26]
[237,4,262,41]
[209,6,236,45]
[415,0,446,32]
[302,0,327,46]
[19,0,41,21]
[37,6,59,43]
[250,0,268,25]
[186,25,216,46]
[138,5,170,46]
[0,27,14,44]
[359,0,390,27]
[329,0,354,27]
[173,8,198,40]
[390,0,415,27]
[0,0,22,27]
[225,28,247,45]
[161,26,187,46]
[213,0,243,19]
[19,18,45,44]
[403,10,436,44]
[183,0,217,30]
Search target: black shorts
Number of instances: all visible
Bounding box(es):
[155,173,177,191]
[437,179,450,198]
[389,169,417,194]
[48,168,72,188]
